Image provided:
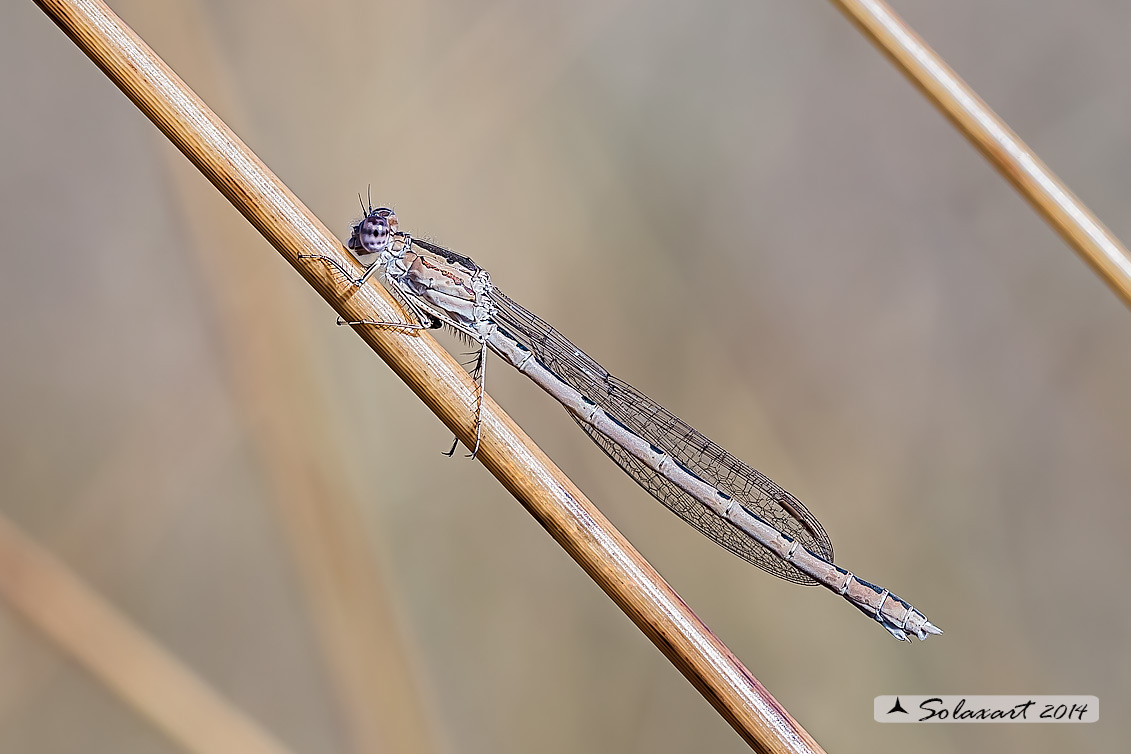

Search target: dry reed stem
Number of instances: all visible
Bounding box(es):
[116,1,439,750]
[0,513,296,754]
[164,126,439,754]
[831,0,1131,309]
[32,1,823,751]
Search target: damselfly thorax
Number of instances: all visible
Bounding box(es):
[346,207,496,342]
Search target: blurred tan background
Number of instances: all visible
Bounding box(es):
[3,0,1130,752]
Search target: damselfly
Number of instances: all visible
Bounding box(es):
[300,206,941,642]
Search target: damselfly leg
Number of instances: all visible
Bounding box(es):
[298,253,382,288]
[304,250,490,459]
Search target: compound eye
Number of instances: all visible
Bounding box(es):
[347,206,399,254]
[359,216,389,252]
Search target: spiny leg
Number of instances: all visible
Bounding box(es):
[467,339,488,459]
[334,301,438,330]
[303,251,489,457]
[442,340,488,459]
[314,265,440,331]
[336,316,434,330]
[298,253,381,288]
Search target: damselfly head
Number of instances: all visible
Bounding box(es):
[347,206,399,255]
